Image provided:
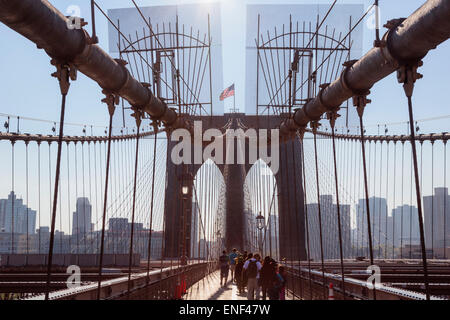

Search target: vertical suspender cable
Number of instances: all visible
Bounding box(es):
[45,78,69,300]
[392,142,397,259]
[311,125,327,299]
[290,138,303,299]
[26,142,29,254]
[330,117,346,299]
[444,141,447,259]
[127,120,141,298]
[300,136,313,299]
[11,141,15,254]
[146,129,158,279]
[405,94,430,300]
[96,104,115,300]
[356,110,376,300]
[38,142,42,254]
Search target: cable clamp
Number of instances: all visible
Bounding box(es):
[101,90,120,117]
[397,61,423,98]
[310,120,321,135]
[51,59,77,95]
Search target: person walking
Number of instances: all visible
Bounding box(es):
[243,253,262,300]
[228,248,238,283]
[276,265,287,300]
[242,252,252,290]
[235,254,245,295]
[219,250,230,287]
[260,256,277,300]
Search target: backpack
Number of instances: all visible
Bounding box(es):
[247,260,258,278]
[274,273,285,290]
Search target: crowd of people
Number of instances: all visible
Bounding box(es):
[218,249,287,300]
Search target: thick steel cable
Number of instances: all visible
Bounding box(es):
[10,142,15,254]
[81,142,87,253]
[300,137,313,299]
[444,141,447,259]
[357,113,376,300]
[127,121,142,298]
[74,145,79,253]
[66,143,72,251]
[146,129,158,279]
[330,124,347,299]
[406,95,430,300]
[45,92,68,301]
[283,143,296,299]
[38,143,42,254]
[392,142,397,259]
[400,142,405,259]
[25,142,29,254]
[372,141,377,257]
[290,139,304,299]
[311,128,327,300]
[431,141,435,257]
[385,141,390,258]
[96,111,115,300]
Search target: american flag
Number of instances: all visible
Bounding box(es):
[219,84,235,101]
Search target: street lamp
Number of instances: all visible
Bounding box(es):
[256,214,265,231]
[182,185,189,196]
[256,213,265,255]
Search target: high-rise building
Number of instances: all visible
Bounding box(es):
[391,204,420,250]
[424,187,450,258]
[307,195,352,260]
[0,191,36,235]
[355,197,389,258]
[72,198,92,235]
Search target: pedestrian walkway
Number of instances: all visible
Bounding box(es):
[185,271,247,300]
[185,270,294,300]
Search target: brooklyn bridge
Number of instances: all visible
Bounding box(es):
[0,0,449,301]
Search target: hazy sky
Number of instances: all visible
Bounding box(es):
[1,0,449,134]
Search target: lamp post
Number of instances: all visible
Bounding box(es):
[256,213,265,256]
[216,230,222,261]
[179,172,193,266]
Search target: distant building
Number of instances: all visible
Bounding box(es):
[105,217,163,259]
[390,204,420,255]
[109,218,129,233]
[355,197,389,258]
[424,187,450,258]
[0,191,36,235]
[307,195,352,260]
[72,197,93,236]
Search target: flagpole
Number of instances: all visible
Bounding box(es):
[233,86,236,111]
[233,93,235,111]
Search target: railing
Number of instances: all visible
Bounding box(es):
[24,261,216,300]
[285,263,447,300]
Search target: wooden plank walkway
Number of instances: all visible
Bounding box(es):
[185,271,247,300]
[185,271,293,300]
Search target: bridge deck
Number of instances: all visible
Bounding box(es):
[186,271,293,300]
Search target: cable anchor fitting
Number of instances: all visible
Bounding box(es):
[310,120,321,135]
[131,107,144,129]
[326,107,341,130]
[352,91,372,119]
[51,59,77,96]
[101,90,120,117]
[397,61,423,98]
